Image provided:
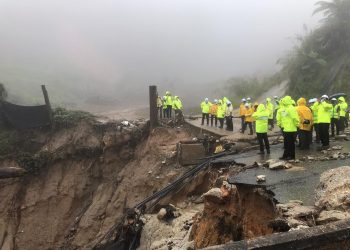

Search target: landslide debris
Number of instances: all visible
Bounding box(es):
[0,113,193,250]
[189,183,277,249]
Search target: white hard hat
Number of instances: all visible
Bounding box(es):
[274,96,278,99]
[205,98,209,102]
[244,103,250,107]
[321,95,329,99]
[247,97,251,101]
[214,99,218,103]
[242,98,246,102]
[309,98,316,103]
[331,98,337,101]
[227,101,231,105]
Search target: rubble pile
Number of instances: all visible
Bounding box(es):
[315,166,350,225]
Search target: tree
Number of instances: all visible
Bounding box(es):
[278,0,350,96]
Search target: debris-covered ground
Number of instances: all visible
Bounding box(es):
[1,111,350,250]
[0,114,196,250]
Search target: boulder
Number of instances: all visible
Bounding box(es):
[315,166,350,211]
[269,161,286,170]
[284,205,317,219]
[316,210,350,225]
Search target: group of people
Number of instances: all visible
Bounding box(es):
[200,95,349,160]
[157,91,183,119]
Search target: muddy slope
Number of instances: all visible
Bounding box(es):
[0,121,191,250]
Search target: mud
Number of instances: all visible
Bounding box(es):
[189,185,276,249]
[0,120,192,250]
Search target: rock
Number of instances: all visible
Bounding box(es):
[307,156,315,161]
[157,208,167,220]
[287,218,308,228]
[256,175,266,182]
[276,204,289,213]
[269,161,286,170]
[202,188,223,203]
[289,200,303,205]
[284,205,317,219]
[285,163,293,169]
[315,166,350,211]
[331,153,339,159]
[335,134,347,140]
[267,218,290,232]
[289,225,309,231]
[316,210,350,225]
[331,145,343,150]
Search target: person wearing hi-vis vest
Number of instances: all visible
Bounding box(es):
[200,98,211,126]
[252,104,270,155]
[330,98,339,137]
[317,95,333,149]
[338,96,348,134]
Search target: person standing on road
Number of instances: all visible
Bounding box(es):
[266,98,274,130]
[318,95,333,150]
[330,98,340,137]
[296,98,313,150]
[173,96,183,115]
[165,91,173,118]
[225,101,234,131]
[239,98,247,132]
[252,104,270,155]
[217,100,225,128]
[157,96,163,119]
[201,98,211,126]
[310,98,320,143]
[278,96,299,160]
[242,103,254,135]
[209,99,218,127]
[338,97,348,134]
[162,96,167,118]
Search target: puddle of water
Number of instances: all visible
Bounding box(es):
[228,140,350,205]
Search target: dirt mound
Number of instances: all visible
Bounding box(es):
[190,185,277,249]
[0,121,192,250]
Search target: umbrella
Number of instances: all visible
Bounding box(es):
[329,93,347,99]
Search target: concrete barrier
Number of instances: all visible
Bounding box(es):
[205,219,350,250]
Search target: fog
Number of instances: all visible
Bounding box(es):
[0,0,319,107]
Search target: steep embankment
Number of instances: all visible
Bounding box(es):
[0,119,192,250]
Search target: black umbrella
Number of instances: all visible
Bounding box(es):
[329,93,347,99]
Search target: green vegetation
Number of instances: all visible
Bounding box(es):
[53,107,95,129]
[278,0,350,97]
[221,74,282,105]
[0,129,22,156]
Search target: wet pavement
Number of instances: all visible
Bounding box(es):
[227,140,350,205]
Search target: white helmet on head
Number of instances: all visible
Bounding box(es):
[247,97,251,101]
[205,98,209,102]
[242,98,246,102]
[214,99,218,103]
[309,98,316,104]
[321,95,329,100]
[274,96,279,99]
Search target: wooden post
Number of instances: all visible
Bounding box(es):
[149,85,158,129]
[41,85,53,125]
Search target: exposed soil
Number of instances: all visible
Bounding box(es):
[189,185,276,249]
[0,120,192,250]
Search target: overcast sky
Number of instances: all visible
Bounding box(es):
[0,0,320,104]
